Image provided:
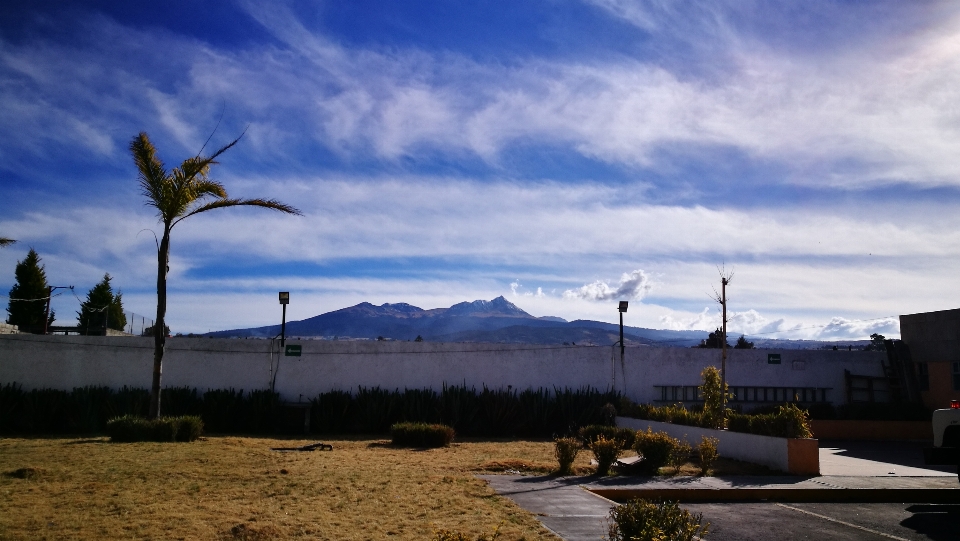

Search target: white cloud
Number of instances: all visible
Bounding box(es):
[563,269,652,301]
[659,307,716,331]
[8,5,960,188]
[812,317,900,341]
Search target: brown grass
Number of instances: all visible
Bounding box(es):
[0,436,586,540]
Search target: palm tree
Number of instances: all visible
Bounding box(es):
[131,132,301,419]
[0,238,15,247]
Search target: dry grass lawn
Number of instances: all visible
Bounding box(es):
[0,436,581,540]
[0,435,777,540]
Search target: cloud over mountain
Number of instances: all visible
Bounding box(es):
[563,269,652,301]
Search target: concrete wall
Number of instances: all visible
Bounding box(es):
[616,417,819,474]
[899,308,960,409]
[0,334,886,404]
[900,308,960,363]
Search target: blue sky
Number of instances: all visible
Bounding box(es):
[3,0,959,338]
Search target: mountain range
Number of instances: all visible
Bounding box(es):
[205,296,858,349]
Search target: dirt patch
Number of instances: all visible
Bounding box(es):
[223,523,282,540]
[5,467,45,480]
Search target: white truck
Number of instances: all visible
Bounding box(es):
[923,400,960,482]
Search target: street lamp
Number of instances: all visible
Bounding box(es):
[279,292,289,348]
[618,301,628,366]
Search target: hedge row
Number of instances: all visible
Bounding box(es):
[0,383,280,434]
[619,400,813,439]
[0,382,619,437]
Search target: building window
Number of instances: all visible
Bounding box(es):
[917,362,929,392]
[652,385,829,404]
[953,362,960,391]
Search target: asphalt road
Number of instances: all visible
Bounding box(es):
[683,502,960,541]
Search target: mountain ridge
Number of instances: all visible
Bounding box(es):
[205,296,862,349]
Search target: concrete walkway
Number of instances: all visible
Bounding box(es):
[481,443,959,541]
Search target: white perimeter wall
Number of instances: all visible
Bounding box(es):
[0,335,886,404]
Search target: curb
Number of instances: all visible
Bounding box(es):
[588,487,960,503]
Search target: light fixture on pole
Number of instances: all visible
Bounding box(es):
[279,292,289,349]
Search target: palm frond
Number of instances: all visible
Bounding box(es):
[175,198,302,226]
[130,133,169,214]
[207,133,244,161]
[192,179,227,200]
[0,237,15,247]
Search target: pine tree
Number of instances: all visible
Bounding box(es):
[6,249,54,332]
[695,328,729,349]
[77,274,127,335]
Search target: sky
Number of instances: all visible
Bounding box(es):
[2,0,959,338]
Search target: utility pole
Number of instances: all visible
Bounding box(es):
[720,275,729,413]
[713,268,733,418]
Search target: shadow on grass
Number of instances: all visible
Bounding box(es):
[64,438,108,445]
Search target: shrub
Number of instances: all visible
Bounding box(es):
[699,366,728,429]
[728,403,812,439]
[106,415,203,442]
[600,402,618,426]
[390,422,454,447]
[633,428,680,475]
[578,425,636,449]
[620,398,813,439]
[697,436,719,475]
[590,435,623,476]
[608,499,708,541]
[554,437,581,475]
[667,438,692,474]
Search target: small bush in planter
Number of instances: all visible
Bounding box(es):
[106,415,203,442]
[578,425,636,449]
[608,499,708,541]
[633,428,680,475]
[590,435,622,476]
[390,422,455,447]
[697,436,719,475]
[667,438,692,474]
[554,437,581,475]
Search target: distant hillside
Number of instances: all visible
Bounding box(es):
[205,296,861,349]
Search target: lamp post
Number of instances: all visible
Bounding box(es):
[618,301,628,392]
[279,291,289,349]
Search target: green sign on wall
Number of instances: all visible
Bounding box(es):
[285,344,302,357]
[767,353,781,364]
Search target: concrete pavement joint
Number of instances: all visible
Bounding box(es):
[774,503,911,541]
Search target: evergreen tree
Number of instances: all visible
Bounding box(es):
[141,323,171,337]
[6,248,54,332]
[695,328,729,349]
[77,274,127,334]
[734,335,755,349]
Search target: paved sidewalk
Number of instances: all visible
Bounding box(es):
[481,444,958,541]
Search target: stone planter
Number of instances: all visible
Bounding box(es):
[616,416,819,475]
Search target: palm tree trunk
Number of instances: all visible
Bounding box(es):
[149,226,171,419]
